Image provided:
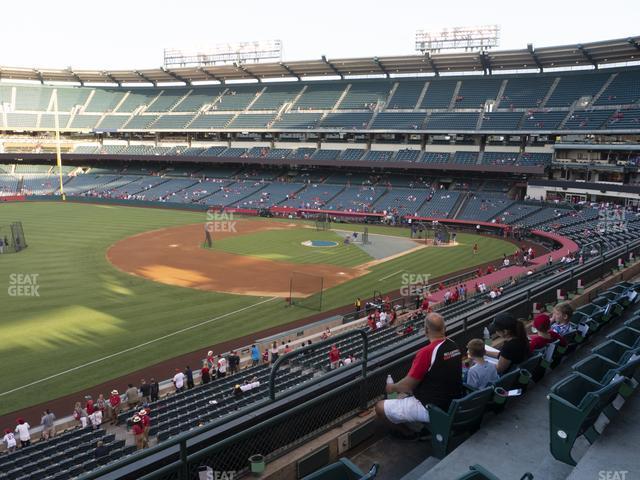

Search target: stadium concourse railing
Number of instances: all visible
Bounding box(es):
[75,239,640,480]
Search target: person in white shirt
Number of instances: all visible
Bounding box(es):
[173,369,186,393]
[14,419,31,447]
[503,258,510,267]
[379,311,388,326]
[89,409,103,429]
[217,355,227,378]
[2,429,17,452]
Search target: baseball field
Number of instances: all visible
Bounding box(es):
[0,201,514,416]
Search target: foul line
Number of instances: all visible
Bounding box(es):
[378,270,405,282]
[0,296,278,397]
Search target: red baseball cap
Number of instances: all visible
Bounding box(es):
[532,313,551,332]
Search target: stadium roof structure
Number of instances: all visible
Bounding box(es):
[1,36,639,86]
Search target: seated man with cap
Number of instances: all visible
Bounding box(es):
[374,313,463,438]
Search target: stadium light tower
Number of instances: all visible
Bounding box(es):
[163,40,283,68]
[415,25,500,53]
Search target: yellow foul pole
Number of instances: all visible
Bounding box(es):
[52,90,66,201]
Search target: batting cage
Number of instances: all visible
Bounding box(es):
[410,221,450,245]
[315,213,331,231]
[0,222,27,254]
[289,271,324,311]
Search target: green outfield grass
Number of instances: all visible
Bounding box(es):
[211,228,372,266]
[0,201,513,416]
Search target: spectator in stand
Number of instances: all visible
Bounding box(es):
[95,440,109,460]
[108,390,121,425]
[465,339,499,389]
[270,342,279,364]
[321,327,332,340]
[329,345,341,369]
[95,394,107,416]
[217,355,227,378]
[74,402,89,428]
[89,406,103,430]
[375,313,462,439]
[550,302,575,338]
[367,313,377,332]
[14,418,31,447]
[529,313,567,353]
[139,409,151,448]
[201,361,211,385]
[131,416,145,450]
[283,344,292,354]
[149,378,159,402]
[125,383,140,409]
[229,351,241,374]
[251,345,260,367]
[206,350,215,369]
[140,379,151,404]
[3,428,17,453]
[40,409,56,440]
[173,368,186,393]
[262,349,270,364]
[487,313,530,374]
[185,366,195,389]
[85,395,95,415]
[420,295,431,311]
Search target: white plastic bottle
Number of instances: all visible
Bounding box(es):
[483,327,491,346]
[386,374,397,399]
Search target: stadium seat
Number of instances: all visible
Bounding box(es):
[606,327,640,349]
[548,373,624,465]
[424,386,493,458]
[453,464,533,480]
[301,458,379,480]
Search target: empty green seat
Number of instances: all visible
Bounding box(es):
[624,315,640,330]
[592,339,639,364]
[605,285,632,307]
[425,387,493,458]
[606,327,640,349]
[548,373,624,465]
[575,303,606,325]
[301,459,378,480]
[454,464,533,480]
[518,352,544,385]
[489,369,523,411]
[572,354,628,384]
[592,295,624,318]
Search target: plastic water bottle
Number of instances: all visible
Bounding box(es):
[483,327,491,346]
[386,374,397,399]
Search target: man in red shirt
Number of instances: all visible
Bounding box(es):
[108,390,121,426]
[131,416,145,450]
[85,396,94,415]
[375,313,462,438]
[329,345,341,370]
[528,313,567,353]
[138,409,151,448]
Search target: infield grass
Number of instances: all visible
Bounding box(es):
[0,201,513,416]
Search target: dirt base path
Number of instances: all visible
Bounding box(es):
[107,220,364,297]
